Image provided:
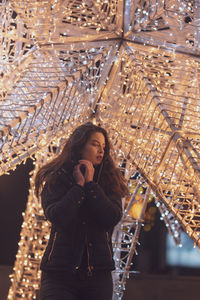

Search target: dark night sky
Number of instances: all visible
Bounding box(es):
[0,158,34,266]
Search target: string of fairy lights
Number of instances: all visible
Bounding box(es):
[1,0,200,299]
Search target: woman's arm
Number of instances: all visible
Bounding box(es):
[41,172,85,230]
[84,181,122,230]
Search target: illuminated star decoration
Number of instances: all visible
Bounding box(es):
[1,0,200,299]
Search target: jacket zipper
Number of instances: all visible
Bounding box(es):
[106,232,113,260]
[86,234,93,276]
[48,232,57,261]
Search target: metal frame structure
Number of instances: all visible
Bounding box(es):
[0,0,200,299]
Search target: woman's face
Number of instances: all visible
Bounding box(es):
[81,132,106,165]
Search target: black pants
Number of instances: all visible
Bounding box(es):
[39,270,113,300]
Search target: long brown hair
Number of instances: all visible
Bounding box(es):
[35,122,129,198]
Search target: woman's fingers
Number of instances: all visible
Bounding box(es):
[78,160,94,182]
[74,160,95,184]
[73,164,85,186]
[78,159,93,166]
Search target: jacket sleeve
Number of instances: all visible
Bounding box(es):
[41,173,85,230]
[84,181,122,230]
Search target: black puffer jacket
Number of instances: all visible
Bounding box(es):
[40,166,122,274]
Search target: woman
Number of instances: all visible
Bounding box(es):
[35,122,129,300]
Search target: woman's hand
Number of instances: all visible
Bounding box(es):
[73,164,85,187]
[78,159,94,183]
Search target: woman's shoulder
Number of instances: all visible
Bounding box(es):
[42,166,74,196]
[55,165,74,183]
[45,164,73,186]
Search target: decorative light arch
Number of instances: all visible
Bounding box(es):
[1,0,200,299]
